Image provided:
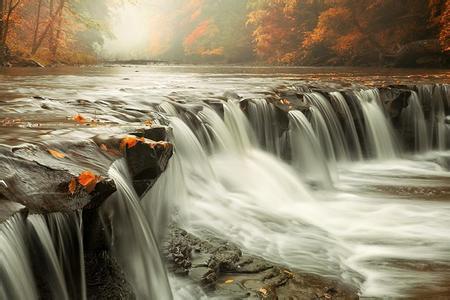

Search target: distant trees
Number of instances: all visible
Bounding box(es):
[1,0,109,65]
[246,0,449,65]
[1,0,448,66]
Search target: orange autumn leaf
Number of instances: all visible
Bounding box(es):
[68,178,77,194]
[78,171,97,187]
[73,114,86,124]
[120,136,145,151]
[48,149,65,159]
[78,171,99,193]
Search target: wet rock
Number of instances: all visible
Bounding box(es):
[0,127,173,214]
[165,226,359,299]
[378,87,412,120]
[85,251,135,300]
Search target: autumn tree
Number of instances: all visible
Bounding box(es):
[0,0,22,62]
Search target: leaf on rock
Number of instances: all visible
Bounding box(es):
[224,279,234,284]
[78,171,97,186]
[78,171,99,193]
[100,143,108,151]
[68,178,77,194]
[48,149,65,159]
[73,114,86,124]
[120,136,145,151]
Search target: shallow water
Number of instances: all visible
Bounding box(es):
[1,65,450,298]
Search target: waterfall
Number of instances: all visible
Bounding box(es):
[304,93,349,161]
[0,215,37,300]
[353,89,398,159]
[400,91,429,153]
[418,85,448,150]
[28,214,70,300]
[288,110,333,187]
[329,92,363,160]
[107,160,173,300]
[223,100,257,152]
[309,106,337,163]
[246,99,281,155]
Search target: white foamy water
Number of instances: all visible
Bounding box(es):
[163,95,450,298]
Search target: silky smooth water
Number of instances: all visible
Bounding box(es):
[0,66,449,298]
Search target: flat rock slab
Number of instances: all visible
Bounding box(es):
[164,226,359,299]
[0,126,173,214]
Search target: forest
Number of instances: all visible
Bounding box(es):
[0,0,449,67]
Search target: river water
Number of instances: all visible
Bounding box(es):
[1,65,450,299]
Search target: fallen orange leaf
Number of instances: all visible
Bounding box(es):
[120,136,145,151]
[78,171,97,186]
[78,171,99,193]
[48,149,65,159]
[68,178,77,194]
[73,114,86,124]
[224,279,234,284]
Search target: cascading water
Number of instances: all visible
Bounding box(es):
[28,214,70,300]
[246,98,281,156]
[46,212,86,300]
[400,91,429,153]
[329,92,363,160]
[304,93,349,161]
[288,110,333,186]
[418,84,448,150]
[106,160,173,300]
[353,89,398,159]
[159,84,450,298]
[0,214,37,300]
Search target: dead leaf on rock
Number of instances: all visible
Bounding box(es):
[78,171,99,193]
[48,149,65,159]
[120,136,145,151]
[224,279,234,284]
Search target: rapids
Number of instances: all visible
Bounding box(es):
[0,66,449,299]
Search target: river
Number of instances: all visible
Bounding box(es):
[1,65,450,299]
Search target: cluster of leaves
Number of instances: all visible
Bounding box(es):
[152,0,448,66]
[246,0,449,65]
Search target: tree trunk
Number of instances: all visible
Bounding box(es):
[53,6,63,58]
[49,0,55,58]
[31,0,43,54]
[31,0,64,55]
